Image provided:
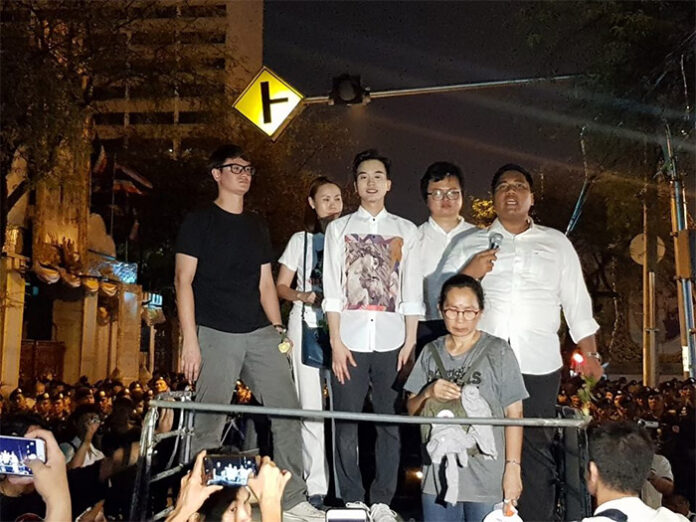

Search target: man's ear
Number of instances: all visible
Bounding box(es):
[586,461,599,495]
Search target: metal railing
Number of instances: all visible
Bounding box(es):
[129,393,592,521]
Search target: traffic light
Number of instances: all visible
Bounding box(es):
[329,74,370,105]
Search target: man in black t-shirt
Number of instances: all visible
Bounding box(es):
[175,144,322,520]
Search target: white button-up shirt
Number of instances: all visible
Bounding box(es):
[440,218,599,375]
[417,217,475,320]
[323,206,424,352]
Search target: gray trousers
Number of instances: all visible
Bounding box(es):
[331,349,401,505]
[192,325,306,509]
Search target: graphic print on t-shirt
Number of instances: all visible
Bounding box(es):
[344,234,403,312]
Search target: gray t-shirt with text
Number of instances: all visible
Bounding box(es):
[404,332,528,503]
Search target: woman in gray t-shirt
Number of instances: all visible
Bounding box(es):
[405,274,528,521]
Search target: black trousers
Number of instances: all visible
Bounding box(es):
[331,349,401,505]
[517,370,562,522]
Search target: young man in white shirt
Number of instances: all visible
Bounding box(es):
[416,162,474,350]
[583,422,687,522]
[439,163,604,521]
[323,149,423,521]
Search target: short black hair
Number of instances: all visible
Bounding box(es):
[419,162,464,201]
[438,274,485,311]
[588,421,654,495]
[352,149,391,180]
[207,144,250,174]
[491,163,533,193]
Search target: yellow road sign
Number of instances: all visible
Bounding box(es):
[233,67,304,139]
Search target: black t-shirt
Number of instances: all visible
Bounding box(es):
[175,205,273,333]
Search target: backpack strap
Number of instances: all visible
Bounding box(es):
[594,509,628,522]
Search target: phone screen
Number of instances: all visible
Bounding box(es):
[0,435,47,476]
[203,455,257,487]
[325,508,370,521]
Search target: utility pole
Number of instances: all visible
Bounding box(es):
[663,124,696,378]
[642,166,659,386]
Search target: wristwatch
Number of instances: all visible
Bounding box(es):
[585,352,602,363]
[273,324,288,335]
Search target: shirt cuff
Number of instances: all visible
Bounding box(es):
[568,318,600,344]
[322,297,344,313]
[399,301,425,316]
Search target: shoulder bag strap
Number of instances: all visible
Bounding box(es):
[429,335,490,385]
[301,231,308,323]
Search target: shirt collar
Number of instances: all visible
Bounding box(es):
[593,496,642,515]
[489,217,535,237]
[357,205,388,221]
[427,216,465,236]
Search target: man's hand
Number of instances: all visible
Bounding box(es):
[298,291,318,305]
[247,456,291,518]
[181,336,202,384]
[331,337,357,385]
[579,355,603,380]
[24,428,71,522]
[428,379,461,401]
[397,342,416,372]
[461,248,498,280]
[84,418,100,441]
[167,451,222,522]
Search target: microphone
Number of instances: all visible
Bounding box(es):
[489,232,503,250]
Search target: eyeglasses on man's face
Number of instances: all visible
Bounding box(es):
[427,189,461,201]
[218,163,256,176]
[441,308,480,321]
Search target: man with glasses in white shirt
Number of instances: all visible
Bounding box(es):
[415,162,474,352]
[439,163,603,521]
[323,149,423,522]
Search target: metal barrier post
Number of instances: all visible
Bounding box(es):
[130,406,158,521]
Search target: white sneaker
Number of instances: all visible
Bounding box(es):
[370,503,398,522]
[283,500,325,521]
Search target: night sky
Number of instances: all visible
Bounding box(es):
[264,1,593,223]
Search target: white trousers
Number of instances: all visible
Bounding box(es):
[288,309,329,497]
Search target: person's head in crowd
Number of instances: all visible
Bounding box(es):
[129,381,142,394]
[35,392,52,417]
[9,388,27,412]
[107,396,136,434]
[116,387,131,400]
[663,494,692,517]
[154,376,169,394]
[558,389,569,405]
[586,421,654,498]
[419,161,464,223]
[570,394,582,410]
[78,375,90,387]
[74,386,94,407]
[304,176,343,234]
[438,274,485,340]
[111,380,124,395]
[69,404,101,440]
[648,391,664,416]
[33,379,46,397]
[97,389,112,416]
[51,392,65,418]
[679,382,694,406]
[604,390,614,401]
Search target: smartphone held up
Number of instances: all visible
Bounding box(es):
[203,454,257,487]
[0,435,47,476]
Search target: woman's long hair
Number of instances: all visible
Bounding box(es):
[303,176,341,233]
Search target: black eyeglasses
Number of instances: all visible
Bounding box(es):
[218,163,256,176]
[427,189,461,201]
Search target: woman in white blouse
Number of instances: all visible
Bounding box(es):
[276,176,343,508]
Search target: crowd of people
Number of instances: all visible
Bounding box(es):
[1,143,693,522]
